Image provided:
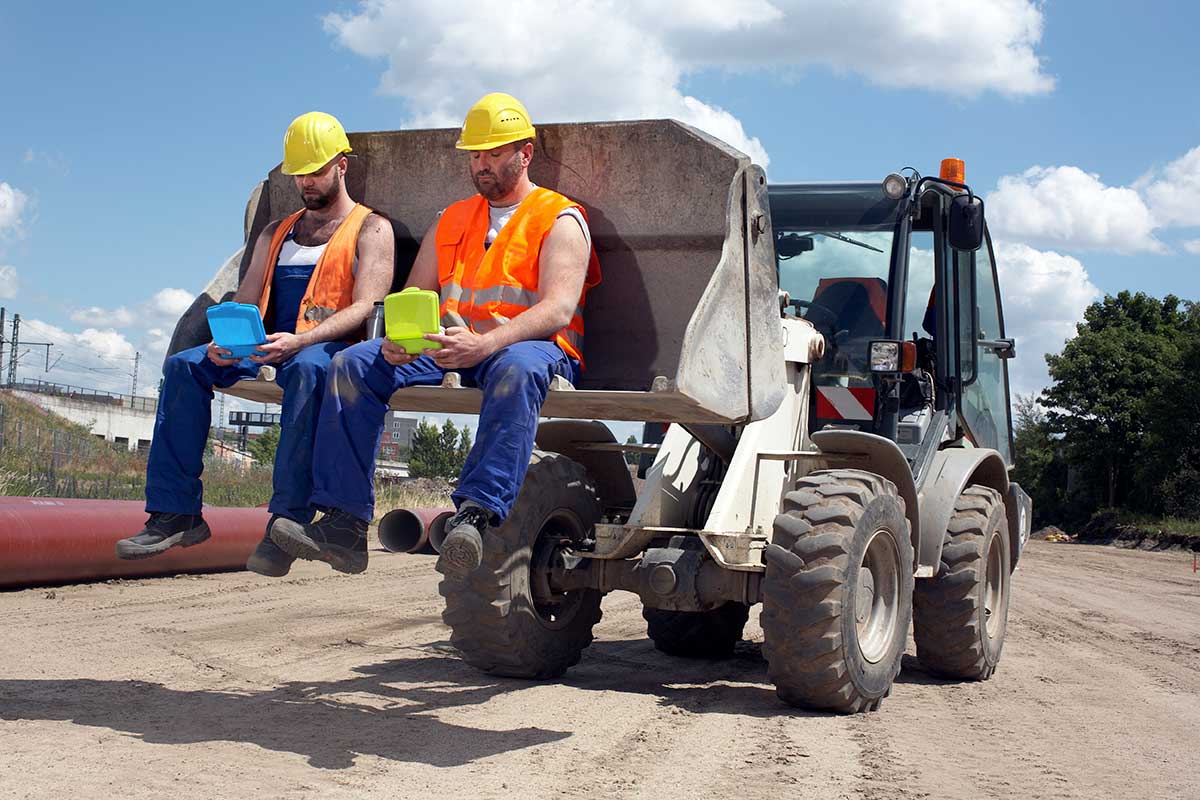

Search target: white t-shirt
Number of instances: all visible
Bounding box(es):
[484,188,592,251]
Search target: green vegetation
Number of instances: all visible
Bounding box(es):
[409,418,472,480]
[1018,292,1200,543]
[0,390,450,518]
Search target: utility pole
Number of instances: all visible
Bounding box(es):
[131,351,140,395]
[0,307,6,385]
[6,314,18,386]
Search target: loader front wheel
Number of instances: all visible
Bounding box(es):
[913,485,1011,680]
[439,451,603,679]
[761,469,913,713]
[643,602,751,659]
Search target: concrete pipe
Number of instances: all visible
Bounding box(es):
[377,507,453,554]
[0,497,270,589]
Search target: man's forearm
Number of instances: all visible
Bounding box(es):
[480,301,572,353]
[296,300,375,346]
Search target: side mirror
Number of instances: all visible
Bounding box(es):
[776,233,814,258]
[948,194,985,252]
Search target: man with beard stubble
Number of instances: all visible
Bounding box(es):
[270,92,601,579]
[115,112,394,576]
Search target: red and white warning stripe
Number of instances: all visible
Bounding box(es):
[816,387,875,421]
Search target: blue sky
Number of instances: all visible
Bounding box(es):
[1,1,1197,419]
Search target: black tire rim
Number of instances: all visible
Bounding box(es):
[529,509,588,631]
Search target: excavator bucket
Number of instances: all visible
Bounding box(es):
[167,120,784,424]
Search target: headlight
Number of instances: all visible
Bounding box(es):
[870,341,901,372]
[882,173,907,200]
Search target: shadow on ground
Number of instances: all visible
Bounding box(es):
[0,638,948,767]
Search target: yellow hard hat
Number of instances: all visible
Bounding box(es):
[455,93,536,151]
[282,111,353,175]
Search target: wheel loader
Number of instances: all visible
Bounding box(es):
[170,119,1032,713]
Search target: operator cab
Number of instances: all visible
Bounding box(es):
[769,162,1016,482]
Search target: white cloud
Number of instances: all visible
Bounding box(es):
[18,287,196,395]
[986,166,1164,254]
[325,0,1053,167]
[0,182,29,238]
[992,241,1101,397]
[145,288,194,319]
[1142,146,1200,228]
[1182,238,1200,255]
[0,265,17,300]
[71,306,135,327]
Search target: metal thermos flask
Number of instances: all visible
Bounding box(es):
[366,301,385,339]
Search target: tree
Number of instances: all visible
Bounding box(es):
[624,435,639,465]
[1011,395,1068,525]
[409,418,473,479]
[1041,292,1187,511]
[247,424,281,465]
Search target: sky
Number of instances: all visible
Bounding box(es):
[1,0,1197,431]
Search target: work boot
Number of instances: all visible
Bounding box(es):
[115,512,210,560]
[245,515,296,577]
[270,509,368,575]
[437,502,490,581]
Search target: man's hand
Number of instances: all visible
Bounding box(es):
[206,341,240,367]
[381,337,421,367]
[423,326,496,370]
[250,332,306,364]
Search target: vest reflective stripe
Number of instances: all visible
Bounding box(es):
[434,188,601,365]
[258,203,373,336]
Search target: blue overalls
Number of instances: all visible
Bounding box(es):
[308,339,579,524]
[144,248,348,523]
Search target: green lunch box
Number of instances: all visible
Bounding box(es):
[384,288,443,354]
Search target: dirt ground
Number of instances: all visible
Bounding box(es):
[1,540,1197,799]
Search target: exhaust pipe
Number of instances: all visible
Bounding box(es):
[0,497,270,589]
[377,507,453,554]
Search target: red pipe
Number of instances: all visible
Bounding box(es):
[377,507,453,554]
[0,497,270,588]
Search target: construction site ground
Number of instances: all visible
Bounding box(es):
[1,540,1197,799]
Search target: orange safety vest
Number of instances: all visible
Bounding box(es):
[434,188,601,365]
[258,203,373,335]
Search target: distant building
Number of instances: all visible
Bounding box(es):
[378,412,418,461]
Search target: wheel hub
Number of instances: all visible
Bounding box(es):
[857,528,901,664]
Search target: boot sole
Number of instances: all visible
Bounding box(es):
[270,518,367,575]
[436,534,482,581]
[245,551,293,577]
[115,524,212,561]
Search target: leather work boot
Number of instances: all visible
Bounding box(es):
[437,502,490,581]
[115,512,211,560]
[270,509,368,575]
[245,515,296,577]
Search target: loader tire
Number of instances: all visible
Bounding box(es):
[440,451,603,679]
[643,602,751,659]
[761,469,913,713]
[913,485,1011,680]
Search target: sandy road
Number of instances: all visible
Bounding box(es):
[1,540,1197,799]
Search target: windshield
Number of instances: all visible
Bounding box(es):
[769,185,902,411]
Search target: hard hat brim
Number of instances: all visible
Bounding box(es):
[454,128,536,151]
[281,148,353,176]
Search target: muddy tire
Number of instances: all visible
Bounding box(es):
[643,603,751,659]
[761,469,913,713]
[913,485,1011,680]
[440,451,603,679]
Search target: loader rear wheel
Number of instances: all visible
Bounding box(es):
[439,451,603,679]
[643,603,751,659]
[761,469,913,713]
[913,485,1011,680]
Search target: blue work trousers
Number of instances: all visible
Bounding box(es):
[145,341,349,522]
[310,339,579,524]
